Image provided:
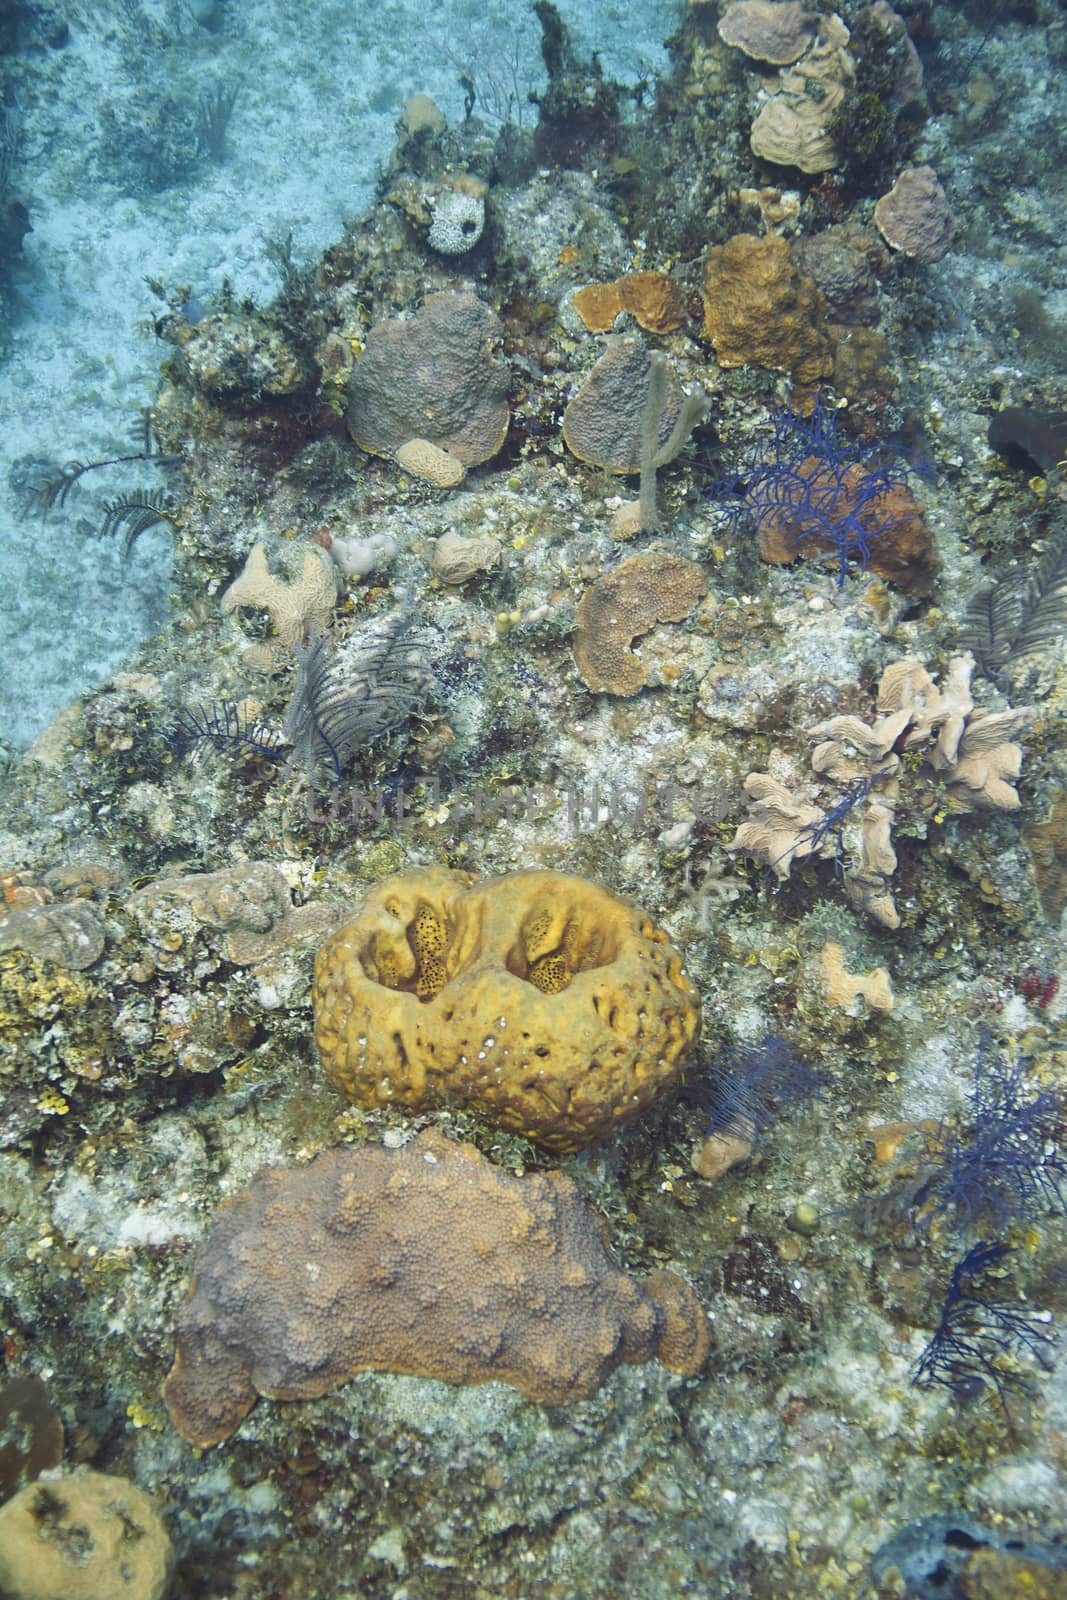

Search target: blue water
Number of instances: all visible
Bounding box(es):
[0,0,672,753]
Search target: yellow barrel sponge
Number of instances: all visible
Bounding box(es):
[312,868,701,1153]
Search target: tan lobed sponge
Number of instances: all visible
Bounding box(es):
[162,1128,711,1447]
[312,867,701,1152]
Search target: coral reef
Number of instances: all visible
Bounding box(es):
[2,3,1066,1594]
[312,868,701,1152]
[163,1128,710,1446]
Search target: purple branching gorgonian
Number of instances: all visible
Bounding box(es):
[708,401,922,585]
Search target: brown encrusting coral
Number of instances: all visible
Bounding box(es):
[572,271,688,335]
[702,234,832,385]
[162,1129,711,1447]
[561,338,689,472]
[572,548,707,695]
[873,166,955,264]
[716,1,817,67]
[312,867,701,1152]
[345,292,510,471]
[756,462,938,595]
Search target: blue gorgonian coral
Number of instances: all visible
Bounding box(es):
[709,402,922,585]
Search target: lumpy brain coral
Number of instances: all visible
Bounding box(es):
[162,1128,711,1447]
[312,868,701,1152]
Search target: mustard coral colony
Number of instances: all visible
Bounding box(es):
[162,1129,711,1447]
[312,868,701,1153]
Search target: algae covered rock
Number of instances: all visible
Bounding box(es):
[0,1470,174,1600]
[312,867,702,1152]
[162,1128,710,1447]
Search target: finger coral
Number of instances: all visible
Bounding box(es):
[162,1128,711,1446]
[312,867,702,1153]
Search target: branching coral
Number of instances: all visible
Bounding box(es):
[730,654,1035,927]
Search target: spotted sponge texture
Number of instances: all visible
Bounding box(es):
[312,868,702,1153]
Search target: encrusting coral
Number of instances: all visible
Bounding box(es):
[717,1,817,67]
[719,8,853,175]
[572,271,687,335]
[562,338,691,473]
[345,292,509,475]
[133,862,341,965]
[162,1128,711,1446]
[0,899,104,970]
[702,234,832,385]
[874,166,955,265]
[572,548,707,696]
[312,867,702,1153]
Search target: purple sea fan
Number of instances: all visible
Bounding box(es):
[683,1034,830,1143]
[913,1241,1056,1412]
[709,402,927,587]
[924,1035,1066,1237]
